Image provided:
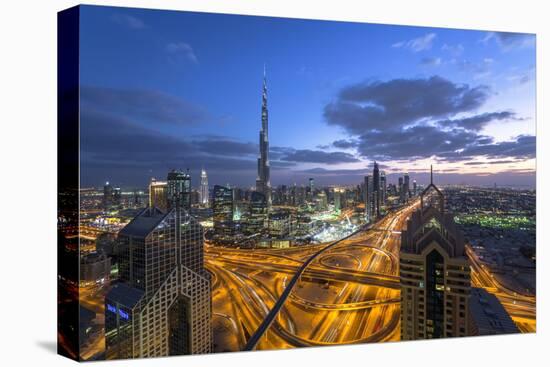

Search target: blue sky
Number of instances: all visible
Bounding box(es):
[78,5,536,189]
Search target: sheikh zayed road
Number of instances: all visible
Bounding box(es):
[69,71,536,360]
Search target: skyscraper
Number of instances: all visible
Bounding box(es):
[404,172,410,202]
[380,171,387,206]
[398,176,404,203]
[103,181,113,209]
[199,168,209,207]
[213,185,234,237]
[364,175,374,221]
[149,178,168,212]
[373,161,380,218]
[247,191,268,235]
[400,166,471,340]
[105,205,212,359]
[167,169,191,211]
[256,66,271,207]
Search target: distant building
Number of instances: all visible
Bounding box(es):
[316,191,328,211]
[80,250,111,289]
[373,162,380,218]
[468,287,519,336]
[167,169,191,210]
[247,191,268,235]
[364,175,374,221]
[200,168,209,207]
[104,181,113,209]
[400,166,471,340]
[213,185,233,237]
[380,171,387,205]
[113,186,122,206]
[105,207,212,359]
[398,176,404,203]
[149,179,168,212]
[269,211,292,238]
[333,188,343,212]
[404,173,410,202]
[413,179,417,197]
[308,178,314,200]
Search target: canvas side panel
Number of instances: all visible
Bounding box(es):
[57,5,80,361]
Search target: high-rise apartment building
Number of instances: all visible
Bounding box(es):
[400,167,471,340]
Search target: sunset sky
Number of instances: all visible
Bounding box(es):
[78,5,536,188]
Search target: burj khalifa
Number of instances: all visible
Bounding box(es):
[256,66,271,207]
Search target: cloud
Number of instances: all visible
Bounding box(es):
[324,76,489,134]
[420,57,442,66]
[448,135,535,161]
[332,139,359,149]
[81,86,208,126]
[441,43,464,56]
[481,32,535,51]
[111,13,146,29]
[279,149,360,164]
[166,42,198,64]
[323,76,533,164]
[454,58,494,79]
[353,125,486,161]
[392,33,436,52]
[464,160,517,166]
[437,111,520,131]
[299,167,370,176]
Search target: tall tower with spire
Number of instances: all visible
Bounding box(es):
[256,65,271,208]
[200,167,209,207]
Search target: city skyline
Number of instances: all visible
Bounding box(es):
[79,6,535,188]
[58,5,536,361]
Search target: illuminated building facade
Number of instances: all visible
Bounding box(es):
[149,179,168,212]
[247,191,268,234]
[167,169,191,210]
[105,206,212,359]
[213,185,234,237]
[200,168,209,207]
[400,167,471,340]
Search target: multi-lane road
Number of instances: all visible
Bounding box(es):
[207,200,536,352]
[207,201,419,351]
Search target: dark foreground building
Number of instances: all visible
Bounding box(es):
[105,206,212,359]
[468,287,520,336]
[400,167,471,339]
